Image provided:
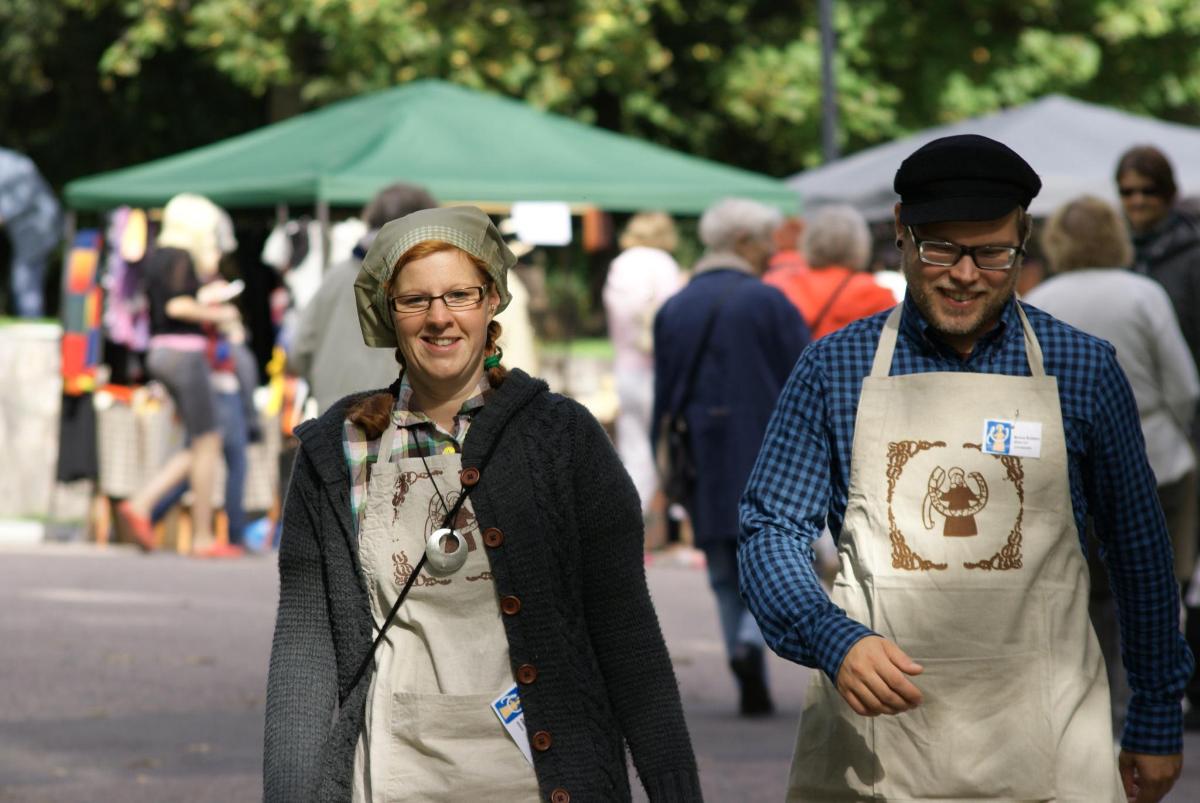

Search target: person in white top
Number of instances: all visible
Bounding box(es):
[1026,194,1200,728]
[602,212,684,513]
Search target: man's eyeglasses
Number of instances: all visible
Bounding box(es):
[905,226,1024,271]
[389,285,487,313]
[1118,185,1163,198]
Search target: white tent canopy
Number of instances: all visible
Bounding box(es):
[788,95,1200,220]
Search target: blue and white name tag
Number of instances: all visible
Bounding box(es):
[491,684,533,765]
[982,419,1042,458]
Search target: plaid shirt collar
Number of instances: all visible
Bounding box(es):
[899,293,1017,364]
[391,371,490,437]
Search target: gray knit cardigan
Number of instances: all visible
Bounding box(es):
[263,369,702,802]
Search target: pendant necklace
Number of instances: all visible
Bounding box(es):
[418,446,470,576]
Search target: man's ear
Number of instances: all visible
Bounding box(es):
[893,202,904,240]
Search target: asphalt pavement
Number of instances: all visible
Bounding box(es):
[0,543,1197,802]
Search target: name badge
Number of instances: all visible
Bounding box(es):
[491,684,534,765]
[982,419,1042,459]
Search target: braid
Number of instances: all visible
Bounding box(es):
[485,319,508,388]
[346,391,396,441]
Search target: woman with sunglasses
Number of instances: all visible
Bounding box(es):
[263,206,700,803]
[1115,146,1200,361]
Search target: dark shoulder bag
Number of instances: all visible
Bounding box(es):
[656,286,738,508]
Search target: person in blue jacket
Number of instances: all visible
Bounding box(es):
[652,197,810,716]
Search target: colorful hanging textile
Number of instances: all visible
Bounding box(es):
[61,229,103,396]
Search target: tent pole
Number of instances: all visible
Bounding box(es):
[64,210,76,250]
[316,200,331,270]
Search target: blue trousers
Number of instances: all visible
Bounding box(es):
[701,540,766,661]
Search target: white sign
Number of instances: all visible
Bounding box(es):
[510,201,572,246]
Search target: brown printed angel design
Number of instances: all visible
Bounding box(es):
[391,469,442,525]
[392,550,450,587]
[922,465,989,536]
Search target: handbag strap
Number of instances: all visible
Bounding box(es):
[669,276,744,416]
[807,270,857,334]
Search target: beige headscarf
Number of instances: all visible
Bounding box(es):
[354,206,515,348]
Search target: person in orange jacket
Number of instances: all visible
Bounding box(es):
[766,204,896,339]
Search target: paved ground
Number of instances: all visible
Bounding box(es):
[0,543,1197,802]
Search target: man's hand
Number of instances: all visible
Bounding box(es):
[1119,750,1181,802]
[835,635,924,716]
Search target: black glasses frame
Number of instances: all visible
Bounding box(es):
[905,226,1024,272]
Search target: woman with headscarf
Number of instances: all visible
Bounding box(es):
[263,206,700,803]
[115,193,243,555]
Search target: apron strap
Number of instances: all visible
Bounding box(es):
[1014,302,1046,378]
[376,413,399,463]
[869,305,904,378]
[869,301,1046,378]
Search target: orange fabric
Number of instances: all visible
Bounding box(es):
[767,249,808,275]
[764,265,896,339]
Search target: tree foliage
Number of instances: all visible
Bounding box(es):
[3,1,1200,189]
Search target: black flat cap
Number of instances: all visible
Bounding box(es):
[894,134,1041,225]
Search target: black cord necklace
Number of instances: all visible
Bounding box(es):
[341,407,479,707]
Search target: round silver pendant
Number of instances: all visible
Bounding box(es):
[425,527,468,575]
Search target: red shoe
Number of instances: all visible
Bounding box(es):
[116,501,156,552]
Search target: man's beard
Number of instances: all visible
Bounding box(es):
[900,249,1018,347]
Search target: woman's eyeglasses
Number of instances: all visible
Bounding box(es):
[389,285,487,313]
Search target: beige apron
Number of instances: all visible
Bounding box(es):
[351,422,540,803]
[789,305,1123,802]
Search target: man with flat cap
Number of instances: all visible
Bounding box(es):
[740,134,1192,802]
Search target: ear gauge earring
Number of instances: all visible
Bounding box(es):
[896,238,904,249]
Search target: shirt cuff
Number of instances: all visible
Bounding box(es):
[811,614,878,683]
[1121,696,1184,755]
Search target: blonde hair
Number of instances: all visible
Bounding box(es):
[619,211,678,252]
[157,193,227,278]
[1040,195,1133,273]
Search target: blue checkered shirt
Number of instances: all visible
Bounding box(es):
[739,294,1194,754]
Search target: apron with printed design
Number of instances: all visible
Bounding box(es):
[351,423,540,803]
[788,305,1123,802]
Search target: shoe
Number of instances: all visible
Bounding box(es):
[116,501,156,552]
[730,646,774,717]
[192,542,245,559]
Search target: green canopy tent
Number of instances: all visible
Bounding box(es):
[64,79,798,215]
